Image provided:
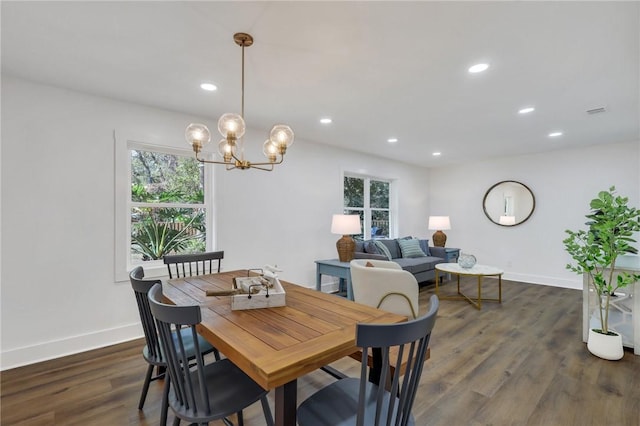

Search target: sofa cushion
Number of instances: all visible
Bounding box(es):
[394,256,443,275]
[354,241,365,253]
[374,240,393,260]
[398,238,426,258]
[418,239,431,256]
[378,239,401,259]
[364,240,379,254]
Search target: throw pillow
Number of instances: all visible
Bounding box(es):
[398,238,427,258]
[418,239,431,256]
[374,240,393,260]
[364,241,379,254]
[365,261,375,267]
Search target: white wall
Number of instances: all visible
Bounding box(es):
[0,76,430,369]
[428,141,640,289]
[4,75,638,369]
[214,134,432,287]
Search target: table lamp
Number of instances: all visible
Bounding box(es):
[428,216,451,247]
[331,214,361,262]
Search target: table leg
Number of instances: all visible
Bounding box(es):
[435,269,440,296]
[498,274,502,303]
[477,275,483,310]
[316,268,322,292]
[275,379,297,426]
[346,275,353,301]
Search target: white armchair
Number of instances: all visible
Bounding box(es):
[350,259,419,319]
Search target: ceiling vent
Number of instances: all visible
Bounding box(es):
[586,107,606,115]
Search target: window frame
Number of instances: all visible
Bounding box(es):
[343,173,396,241]
[115,136,213,282]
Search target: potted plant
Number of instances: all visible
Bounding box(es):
[563,186,640,360]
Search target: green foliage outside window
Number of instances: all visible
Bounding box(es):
[130,149,206,261]
[344,176,364,208]
[344,175,390,239]
[370,180,389,208]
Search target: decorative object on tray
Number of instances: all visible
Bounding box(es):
[564,186,640,360]
[207,265,286,310]
[457,253,477,269]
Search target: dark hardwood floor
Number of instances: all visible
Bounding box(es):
[2,278,639,425]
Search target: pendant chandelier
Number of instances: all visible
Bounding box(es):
[185,33,294,171]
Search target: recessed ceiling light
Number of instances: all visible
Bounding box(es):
[320,118,332,124]
[468,63,489,73]
[200,83,217,91]
[518,107,535,114]
[549,131,563,137]
[387,138,398,143]
[432,152,441,156]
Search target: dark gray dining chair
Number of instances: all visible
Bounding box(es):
[297,295,439,426]
[129,267,219,425]
[148,283,274,426]
[163,250,224,279]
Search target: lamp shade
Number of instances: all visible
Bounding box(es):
[331,214,361,235]
[499,215,516,226]
[428,216,451,230]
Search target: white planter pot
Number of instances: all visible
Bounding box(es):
[587,328,624,360]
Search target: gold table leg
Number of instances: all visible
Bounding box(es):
[441,272,503,310]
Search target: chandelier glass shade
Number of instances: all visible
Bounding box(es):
[185,33,294,171]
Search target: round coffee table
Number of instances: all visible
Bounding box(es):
[435,263,503,310]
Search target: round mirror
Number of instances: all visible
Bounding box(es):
[483,180,535,226]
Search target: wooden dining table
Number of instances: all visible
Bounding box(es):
[163,270,406,426]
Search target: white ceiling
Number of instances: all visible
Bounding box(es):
[2,1,639,168]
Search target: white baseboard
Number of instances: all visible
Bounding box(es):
[502,272,581,290]
[1,323,143,371]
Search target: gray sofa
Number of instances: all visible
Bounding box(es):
[353,238,445,284]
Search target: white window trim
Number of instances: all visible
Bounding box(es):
[114,131,213,282]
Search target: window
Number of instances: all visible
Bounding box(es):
[129,148,207,263]
[115,139,212,281]
[343,175,393,240]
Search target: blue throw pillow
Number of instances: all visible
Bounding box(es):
[398,238,427,258]
[364,241,379,254]
[418,239,431,256]
[374,240,393,260]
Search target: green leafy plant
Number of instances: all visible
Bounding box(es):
[563,186,640,335]
[132,210,204,260]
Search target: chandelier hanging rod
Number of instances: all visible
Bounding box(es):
[184,32,294,171]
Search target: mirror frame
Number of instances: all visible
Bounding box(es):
[482,180,535,227]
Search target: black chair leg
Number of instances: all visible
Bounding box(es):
[172,417,180,426]
[261,396,274,426]
[138,364,154,409]
[160,375,170,426]
[238,410,244,426]
[213,348,221,361]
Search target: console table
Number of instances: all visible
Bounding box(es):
[582,255,640,355]
[315,259,353,300]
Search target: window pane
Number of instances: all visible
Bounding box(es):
[371,210,389,239]
[131,150,204,204]
[131,207,205,262]
[344,176,364,208]
[344,209,364,240]
[370,180,389,208]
